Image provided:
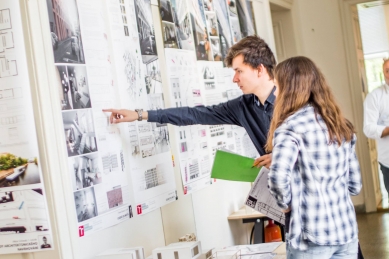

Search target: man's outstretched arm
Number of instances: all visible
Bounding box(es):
[102,109,147,124]
[103,100,242,127]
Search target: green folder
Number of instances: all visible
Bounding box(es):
[211,150,261,182]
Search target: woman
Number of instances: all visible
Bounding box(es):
[266,56,362,258]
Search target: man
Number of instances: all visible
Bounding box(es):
[103,35,276,168]
[363,58,389,197]
[40,236,51,249]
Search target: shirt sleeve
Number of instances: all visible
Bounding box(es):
[268,128,299,210]
[147,98,242,126]
[348,134,362,196]
[363,91,386,139]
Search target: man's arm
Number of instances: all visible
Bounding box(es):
[103,99,242,126]
[363,92,387,139]
[381,126,389,137]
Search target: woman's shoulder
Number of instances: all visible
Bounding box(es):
[277,106,316,134]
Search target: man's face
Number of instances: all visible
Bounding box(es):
[232,54,260,95]
[384,61,389,85]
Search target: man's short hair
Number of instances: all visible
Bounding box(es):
[225,35,276,79]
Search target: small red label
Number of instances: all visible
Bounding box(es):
[137,204,142,215]
[184,186,187,195]
[79,226,84,237]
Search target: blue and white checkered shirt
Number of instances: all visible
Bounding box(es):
[268,105,362,250]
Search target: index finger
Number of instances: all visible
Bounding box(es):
[102,109,119,113]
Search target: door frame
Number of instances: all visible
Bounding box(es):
[338,0,379,213]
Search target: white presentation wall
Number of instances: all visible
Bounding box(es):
[0,0,276,258]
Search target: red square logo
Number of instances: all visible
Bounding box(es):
[79,226,84,237]
[136,204,142,215]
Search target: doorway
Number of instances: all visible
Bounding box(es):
[269,2,298,62]
[357,1,389,210]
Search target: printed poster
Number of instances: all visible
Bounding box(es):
[46,0,132,237]
[0,1,53,254]
[106,0,177,215]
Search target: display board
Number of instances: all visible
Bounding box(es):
[0,0,53,254]
[42,0,258,238]
[45,0,177,238]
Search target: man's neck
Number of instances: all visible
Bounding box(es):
[254,80,275,105]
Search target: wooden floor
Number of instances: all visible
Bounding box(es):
[357,210,389,258]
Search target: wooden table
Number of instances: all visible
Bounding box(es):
[227,207,284,244]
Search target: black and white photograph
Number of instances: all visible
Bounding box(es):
[170,0,195,50]
[237,0,255,37]
[74,187,98,223]
[230,17,242,43]
[134,0,158,64]
[228,0,238,17]
[67,66,92,109]
[56,65,91,110]
[151,123,170,154]
[45,0,85,64]
[69,153,102,191]
[145,59,163,94]
[162,21,179,49]
[189,0,212,61]
[206,13,218,37]
[214,0,233,63]
[210,38,222,61]
[203,66,215,79]
[203,0,214,11]
[0,189,50,234]
[39,235,52,249]
[57,66,73,110]
[160,0,174,23]
[106,186,123,209]
[62,109,98,157]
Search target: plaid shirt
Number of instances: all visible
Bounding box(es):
[268,105,362,250]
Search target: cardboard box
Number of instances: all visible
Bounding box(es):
[152,241,202,259]
[95,247,144,259]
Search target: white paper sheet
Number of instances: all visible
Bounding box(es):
[106,0,176,215]
[245,168,285,225]
[0,1,53,254]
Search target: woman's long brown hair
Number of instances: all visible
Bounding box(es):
[265,56,355,152]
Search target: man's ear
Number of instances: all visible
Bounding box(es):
[257,64,268,77]
[257,64,264,76]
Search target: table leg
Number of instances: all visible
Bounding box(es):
[253,218,264,244]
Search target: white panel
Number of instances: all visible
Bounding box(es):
[252,0,277,56]
[358,6,389,55]
[192,180,251,249]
